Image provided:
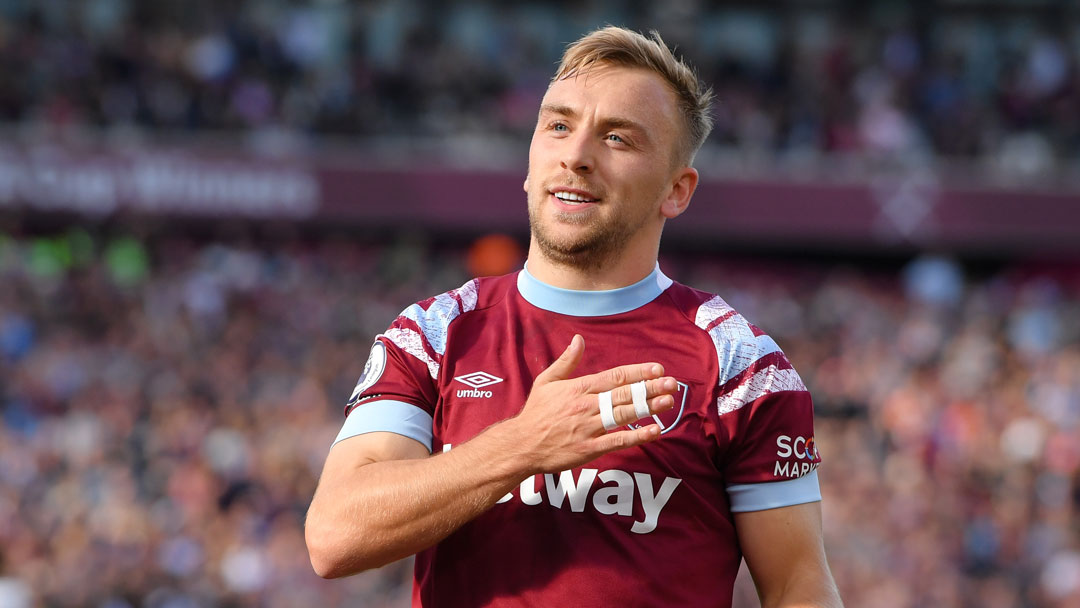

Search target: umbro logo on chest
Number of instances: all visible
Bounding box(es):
[453,371,504,398]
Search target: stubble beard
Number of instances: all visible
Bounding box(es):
[528,190,638,273]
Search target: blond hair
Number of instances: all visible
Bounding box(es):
[553,26,714,165]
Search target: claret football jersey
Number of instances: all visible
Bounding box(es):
[335,265,822,607]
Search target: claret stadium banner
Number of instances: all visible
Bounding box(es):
[2,142,1079,253]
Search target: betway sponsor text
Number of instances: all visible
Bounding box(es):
[443,444,679,534]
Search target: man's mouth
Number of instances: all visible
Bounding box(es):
[551,189,600,205]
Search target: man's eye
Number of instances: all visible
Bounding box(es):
[552,123,568,131]
[607,133,624,143]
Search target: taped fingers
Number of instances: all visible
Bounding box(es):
[608,377,677,410]
[598,390,617,431]
[596,379,676,432]
[631,381,650,419]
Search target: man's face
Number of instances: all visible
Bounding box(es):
[525,64,687,271]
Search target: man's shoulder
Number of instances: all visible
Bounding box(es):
[665,281,802,400]
[376,273,516,383]
[385,273,515,347]
[661,280,752,337]
[400,273,515,319]
[648,279,770,350]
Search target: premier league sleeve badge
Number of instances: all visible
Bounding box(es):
[347,340,387,407]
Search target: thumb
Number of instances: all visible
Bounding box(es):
[536,334,584,384]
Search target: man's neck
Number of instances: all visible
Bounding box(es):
[524,243,659,291]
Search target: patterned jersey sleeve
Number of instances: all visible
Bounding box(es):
[333,279,479,452]
[696,295,822,513]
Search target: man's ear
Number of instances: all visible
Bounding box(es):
[523,174,529,193]
[660,167,698,219]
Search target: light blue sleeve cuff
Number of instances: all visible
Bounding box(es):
[726,470,822,513]
[332,399,434,453]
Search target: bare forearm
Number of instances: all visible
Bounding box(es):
[306,421,530,577]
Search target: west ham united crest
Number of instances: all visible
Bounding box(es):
[347,340,387,406]
[627,381,688,435]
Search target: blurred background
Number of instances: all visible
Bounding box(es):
[1,0,1080,606]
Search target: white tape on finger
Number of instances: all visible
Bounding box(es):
[631,380,650,419]
[598,390,617,431]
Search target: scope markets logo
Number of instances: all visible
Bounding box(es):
[774,434,820,479]
[453,371,503,398]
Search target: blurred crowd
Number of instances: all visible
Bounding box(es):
[0,229,446,607]
[688,254,1080,607]
[0,228,1078,606]
[1,0,1079,172]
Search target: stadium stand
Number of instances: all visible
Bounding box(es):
[1,0,1078,165]
[2,0,1080,606]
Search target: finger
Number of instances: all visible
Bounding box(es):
[592,377,676,431]
[535,334,584,384]
[611,394,675,427]
[597,390,617,431]
[607,377,678,407]
[578,362,666,394]
[591,424,662,453]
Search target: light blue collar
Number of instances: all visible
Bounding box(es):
[516,263,673,317]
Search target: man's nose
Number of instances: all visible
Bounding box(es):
[560,132,595,174]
